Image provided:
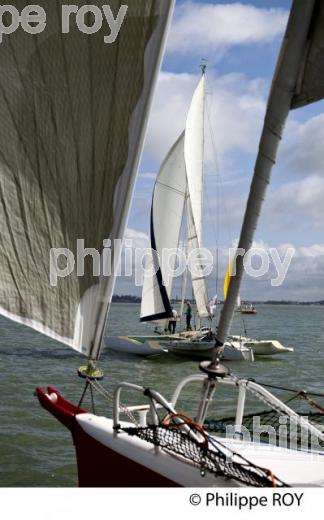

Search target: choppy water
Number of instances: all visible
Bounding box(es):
[0,303,323,486]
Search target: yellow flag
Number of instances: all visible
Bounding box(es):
[223,263,232,301]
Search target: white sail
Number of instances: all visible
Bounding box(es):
[179,262,188,318]
[184,74,206,246]
[184,73,210,319]
[0,0,174,359]
[141,72,210,322]
[140,133,187,322]
[186,198,211,319]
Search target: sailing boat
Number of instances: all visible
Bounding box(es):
[240,303,257,315]
[1,0,324,487]
[224,266,292,355]
[107,69,253,361]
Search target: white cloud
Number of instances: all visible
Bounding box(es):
[144,70,266,164]
[280,113,324,177]
[124,228,149,249]
[270,175,324,229]
[298,244,324,258]
[167,2,288,57]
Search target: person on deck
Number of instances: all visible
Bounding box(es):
[168,308,178,334]
[185,301,192,331]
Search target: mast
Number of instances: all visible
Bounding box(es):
[212,0,316,355]
[197,0,319,421]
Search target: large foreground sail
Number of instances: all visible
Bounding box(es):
[0,0,174,358]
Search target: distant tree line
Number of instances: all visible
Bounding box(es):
[112,295,324,305]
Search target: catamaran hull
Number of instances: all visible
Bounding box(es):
[105,336,168,357]
[36,387,324,487]
[229,336,294,356]
[222,344,254,362]
[106,336,253,362]
[167,341,254,361]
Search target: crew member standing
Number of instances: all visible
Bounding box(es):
[168,308,178,334]
[185,301,192,331]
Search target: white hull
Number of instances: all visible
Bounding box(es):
[77,413,324,487]
[229,336,294,356]
[222,342,254,362]
[106,333,254,361]
[165,339,253,361]
[105,336,168,356]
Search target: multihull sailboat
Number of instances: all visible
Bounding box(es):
[107,69,253,361]
[1,0,324,487]
[224,265,291,356]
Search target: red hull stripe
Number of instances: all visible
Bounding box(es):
[36,386,86,429]
[36,387,180,487]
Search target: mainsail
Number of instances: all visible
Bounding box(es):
[184,74,206,246]
[185,73,210,319]
[186,196,211,318]
[140,133,187,322]
[0,0,174,359]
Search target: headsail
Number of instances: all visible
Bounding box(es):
[0,0,174,359]
[140,133,187,322]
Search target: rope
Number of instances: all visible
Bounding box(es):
[299,393,324,413]
[206,434,280,488]
[163,412,209,449]
[89,379,140,427]
[252,380,324,399]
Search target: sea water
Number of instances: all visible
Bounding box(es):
[0,303,323,486]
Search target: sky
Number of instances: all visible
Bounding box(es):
[115,0,324,301]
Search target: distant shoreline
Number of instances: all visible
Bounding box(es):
[112,295,324,306]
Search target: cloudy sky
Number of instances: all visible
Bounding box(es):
[115,0,324,301]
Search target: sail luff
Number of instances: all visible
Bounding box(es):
[91,1,175,359]
[214,0,317,353]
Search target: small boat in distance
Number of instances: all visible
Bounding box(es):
[240,303,257,315]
